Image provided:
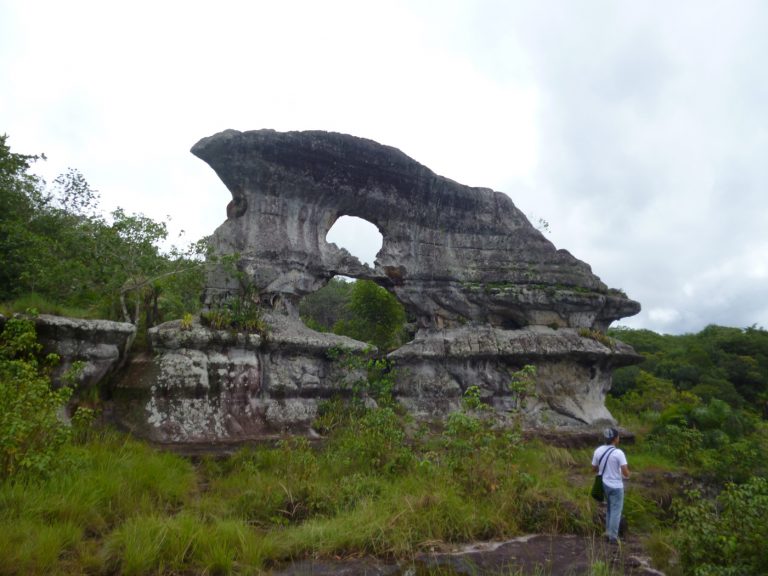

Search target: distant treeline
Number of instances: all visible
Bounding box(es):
[610,324,768,412]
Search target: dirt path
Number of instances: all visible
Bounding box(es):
[270,533,664,575]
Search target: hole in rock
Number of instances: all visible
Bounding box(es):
[299,276,354,334]
[299,275,412,353]
[325,215,382,267]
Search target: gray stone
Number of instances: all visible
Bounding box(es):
[31,314,136,391]
[111,315,368,442]
[191,129,639,332]
[110,129,642,443]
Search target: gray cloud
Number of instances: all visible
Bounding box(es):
[1,0,765,334]
[490,1,768,333]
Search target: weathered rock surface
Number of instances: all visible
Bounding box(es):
[110,129,642,442]
[271,534,665,576]
[112,315,369,443]
[31,314,135,391]
[391,326,640,427]
[192,129,639,331]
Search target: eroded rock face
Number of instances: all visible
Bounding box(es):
[391,326,640,427]
[31,314,135,391]
[112,316,369,443]
[192,129,639,331]
[111,129,642,443]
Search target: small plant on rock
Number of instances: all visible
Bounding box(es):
[180,312,194,330]
[578,328,615,349]
[201,286,267,336]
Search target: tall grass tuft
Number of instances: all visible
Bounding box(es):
[102,512,276,574]
[0,519,81,575]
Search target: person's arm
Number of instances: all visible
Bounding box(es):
[592,464,599,473]
[621,464,630,479]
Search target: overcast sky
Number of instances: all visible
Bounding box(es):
[2,1,766,334]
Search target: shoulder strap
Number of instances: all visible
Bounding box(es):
[597,447,616,475]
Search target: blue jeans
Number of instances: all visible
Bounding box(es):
[604,485,624,541]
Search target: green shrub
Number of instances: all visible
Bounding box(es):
[0,316,73,478]
[675,477,768,575]
[324,406,414,476]
[331,279,406,352]
[201,286,267,335]
[647,424,704,464]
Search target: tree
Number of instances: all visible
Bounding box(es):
[299,277,354,331]
[0,135,208,330]
[0,134,47,300]
[610,325,768,410]
[332,280,406,352]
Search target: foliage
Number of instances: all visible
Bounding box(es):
[0,316,73,479]
[0,134,47,303]
[330,279,407,352]
[0,135,208,331]
[675,477,768,575]
[180,312,194,330]
[323,406,414,476]
[509,364,538,412]
[201,286,267,335]
[440,367,536,495]
[321,346,398,409]
[299,277,354,332]
[610,371,700,418]
[610,324,768,408]
[610,325,768,482]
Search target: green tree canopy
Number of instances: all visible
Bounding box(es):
[333,280,407,352]
[0,134,207,329]
[610,324,768,412]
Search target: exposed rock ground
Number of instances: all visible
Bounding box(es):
[270,534,664,575]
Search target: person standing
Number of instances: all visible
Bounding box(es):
[592,427,630,544]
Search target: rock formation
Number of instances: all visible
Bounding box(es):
[112,129,641,443]
[0,313,136,395]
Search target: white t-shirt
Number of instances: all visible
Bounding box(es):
[592,445,628,489]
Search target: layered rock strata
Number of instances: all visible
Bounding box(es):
[112,129,641,443]
[0,313,136,394]
[113,316,369,443]
[192,129,639,332]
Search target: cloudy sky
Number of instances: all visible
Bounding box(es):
[2,1,766,334]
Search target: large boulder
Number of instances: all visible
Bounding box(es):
[112,316,368,443]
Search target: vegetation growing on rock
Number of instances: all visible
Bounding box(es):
[3,134,768,574]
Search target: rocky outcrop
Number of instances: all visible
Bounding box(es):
[192,129,639,331]
[111,129,641,443]
[391,326,640,427]
[112,315,369,443]
[31,314,135,391]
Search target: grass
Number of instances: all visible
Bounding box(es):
[0,292,102,319]
[0,413,679,575]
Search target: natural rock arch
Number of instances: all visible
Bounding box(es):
[111,129,642,443]
[325,215,383,268]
